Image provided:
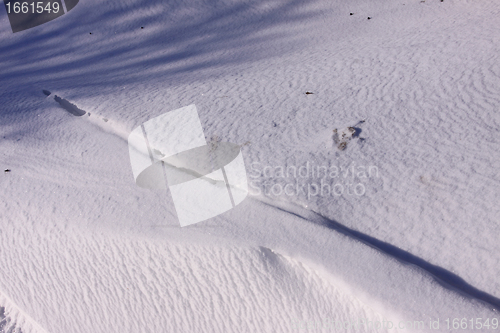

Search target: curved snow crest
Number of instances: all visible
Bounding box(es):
[256,195,500,311]
[0,229,389,333]
[0,292,48,333]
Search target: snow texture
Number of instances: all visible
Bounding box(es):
[1,0,499,332]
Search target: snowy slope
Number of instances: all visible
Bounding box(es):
[1,0,500,332]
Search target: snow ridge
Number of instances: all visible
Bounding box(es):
[260,197,500,312]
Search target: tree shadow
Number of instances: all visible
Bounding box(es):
[0,0,321,92]
[0,306,22,333]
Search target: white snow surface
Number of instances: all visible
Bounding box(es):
[1,0,500,332]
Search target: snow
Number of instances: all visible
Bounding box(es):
[1,0,499,332]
